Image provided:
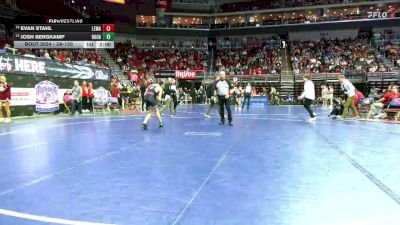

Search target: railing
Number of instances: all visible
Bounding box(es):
[373,34,400,42]
[134,40,208,50]
[229,74,280,83]
[293,71,400,82]
[216,39,281,49]
[212,14,400,29]
[366,72,400,81]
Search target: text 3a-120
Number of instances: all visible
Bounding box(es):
[55,42,73,47]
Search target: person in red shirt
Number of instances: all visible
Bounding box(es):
[387,86,400,106]
[110,82,121,106]
[369,85,398,118]
[0,75,12,123]
[354,90,365,106]
[88,82,94,112]
[81,81,89,112]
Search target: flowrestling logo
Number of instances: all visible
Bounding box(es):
[35,80,59,112]
[367,11,388,19]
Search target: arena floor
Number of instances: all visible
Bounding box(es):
[0,105,399,225]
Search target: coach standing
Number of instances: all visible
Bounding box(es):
[242,82,252,110]
[339,75,360,119]
[215,71,233,126]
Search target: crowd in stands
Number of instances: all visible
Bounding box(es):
[1,42,109,68]
[290,38,391,74]
[219,0,279,12]
[19,48,109,68]
[378,41,400,68]
[216,45,282,75]
[111,43,208,72]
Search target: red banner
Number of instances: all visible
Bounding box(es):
[157,0,169,9]
[175,70,198,80]
[154,70,204,80]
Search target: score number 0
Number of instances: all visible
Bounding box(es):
[102,24,115,32]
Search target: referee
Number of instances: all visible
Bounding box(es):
[215,71,233,126]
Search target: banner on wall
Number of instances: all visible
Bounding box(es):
[35,81,59,112]
[250,96,268,106]
[11,87,69,106]
[0,54,110,81]
[288,29,359,41]
[154,70,204,80]
[93,87,109,105]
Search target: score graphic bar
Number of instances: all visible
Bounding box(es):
[13,23,115,49]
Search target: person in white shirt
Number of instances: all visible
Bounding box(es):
[298,74,316,121]
[321,84,329,108]
[215,71,233,126]
[242,82,252,110]
[328,85,334,108]
[339,75,360,119]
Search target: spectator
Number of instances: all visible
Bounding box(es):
[328,85,334,108]
[369,85,394,118]
[110,82,121,106]
[321,84,329,108]
[0,75,12,123]
[63,90,73,101]
[368,87,379,100]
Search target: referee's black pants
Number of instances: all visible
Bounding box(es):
[218,96,232,123]
[303,98,315,118]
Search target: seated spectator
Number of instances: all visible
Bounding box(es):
[354,89,365,106]
[63,90,73,104]
[369,85,400,118]
[110,82,121,107]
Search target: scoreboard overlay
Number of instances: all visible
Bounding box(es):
[13,20,115,49]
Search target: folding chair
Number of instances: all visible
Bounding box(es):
[107,97,120,114]
[92,87,109,116]
[382,98,400,121]
[357,98,374,119]
[63,95,73,115]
